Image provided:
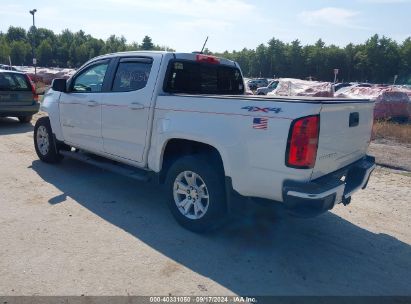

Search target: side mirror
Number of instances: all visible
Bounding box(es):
[52,78,67,92]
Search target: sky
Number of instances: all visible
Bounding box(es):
[0,0,410,52]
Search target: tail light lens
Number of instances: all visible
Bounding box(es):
[286,115,320,169]
[27,74,38,102]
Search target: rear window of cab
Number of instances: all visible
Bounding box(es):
[0,73,31,91]
[164,60,244,95]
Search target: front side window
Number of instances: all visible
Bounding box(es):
[112,61,152,92]
[164,60,244,95]
[72,62,109,93]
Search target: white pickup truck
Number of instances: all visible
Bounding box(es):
[34,51,376,232]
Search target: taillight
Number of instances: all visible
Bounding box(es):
[196,54,220,64]
[27,74,38,102]
[286,115,320,169]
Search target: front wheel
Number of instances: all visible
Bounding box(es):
[165,155,227,233]
[34,117,62,163]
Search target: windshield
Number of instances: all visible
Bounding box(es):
[269,81,279,89]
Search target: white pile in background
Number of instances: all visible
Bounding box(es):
[265,78,410,120]
[336,86,411,120]
[268,78,333,97]
[336,86,387,99]
[15,66,76,84]
[395,85,411,98]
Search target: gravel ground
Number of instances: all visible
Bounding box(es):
[0,116,410,296]
[369,139,411,171]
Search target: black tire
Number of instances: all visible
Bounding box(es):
[34,117,62,163]
[257,92,265,95]
[165,155,227,233]
[18,115,32,123]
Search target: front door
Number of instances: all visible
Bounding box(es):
[59,60,110,152]
[100,56,161,162]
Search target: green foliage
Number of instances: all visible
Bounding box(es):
[141,35,154,50]
[399,38,411,84]
[10,40,30,65]
[0,27,173,68]
[0,36,12,63]
[0,25,409,84]
[37,40,53,66]
[6,26,27,42]
[215,35,411,84]
[104,35,127,53]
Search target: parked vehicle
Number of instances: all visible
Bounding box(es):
[247,78,268,91]
[0,69,39,123]
[246,80,257,91]
[0,64,19,71]
[334,82,352,92]
[256,80,279,95]
[34,51,375,232]
[357,83,373,88]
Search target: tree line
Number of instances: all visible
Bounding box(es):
[0,26,410,84]
[213,36,411,84]
[0,26,172,69]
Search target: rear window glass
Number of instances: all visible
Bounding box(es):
[0,73,30,91]
[164,60,244,95]
[112,61,152,92]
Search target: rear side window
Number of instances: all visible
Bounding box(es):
[0,73,30,91]
[112,60,152,92]
[164,60,244,95]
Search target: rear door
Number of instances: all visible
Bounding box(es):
[311,100,374,179]
[100,54,162,163]
[59,60,110,152]
[0,72,34,106]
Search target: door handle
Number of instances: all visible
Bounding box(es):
[349,112,359,127]
[87,100,99,107]
[130,102,144,110]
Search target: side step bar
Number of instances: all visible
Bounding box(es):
[59,150,150,182]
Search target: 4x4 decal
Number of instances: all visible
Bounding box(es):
[241,106,282,114]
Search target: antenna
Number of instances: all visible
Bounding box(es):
[200,36,209,54]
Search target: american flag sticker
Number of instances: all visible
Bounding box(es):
[253,117,268,129]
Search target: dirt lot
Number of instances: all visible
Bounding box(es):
[0,115,410,296]
[368,139,411,171]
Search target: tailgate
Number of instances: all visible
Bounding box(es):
[0,90,34,106]
[0,72,34,106]
[311,101,374,180]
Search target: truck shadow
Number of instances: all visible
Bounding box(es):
[31,159,411,295]
[0,117,34,135]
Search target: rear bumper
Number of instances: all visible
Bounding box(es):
[282,155,376,217]
[0,103,40,117]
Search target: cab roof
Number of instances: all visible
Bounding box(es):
[88,51,237,68]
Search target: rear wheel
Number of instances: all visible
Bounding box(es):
[34,117,62,163]
[165,155,227,233]
[18,115,32,123]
